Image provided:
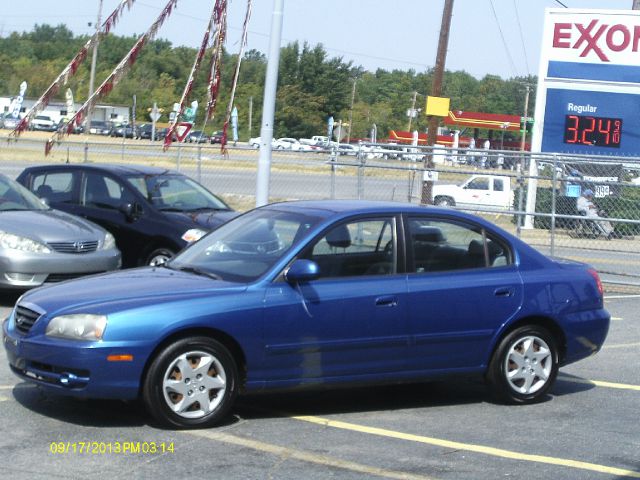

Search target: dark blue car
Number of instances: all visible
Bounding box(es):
[17,164,237,267]
[3,200,610,428]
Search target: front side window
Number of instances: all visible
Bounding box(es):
[304,217,396,278]
[466,178,489,190]
[82,173,132,209]
[408,217,509,273]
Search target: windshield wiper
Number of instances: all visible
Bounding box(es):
[169,265,222,281]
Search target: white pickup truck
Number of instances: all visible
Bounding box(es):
[431,174,514,210]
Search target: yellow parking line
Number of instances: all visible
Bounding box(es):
[561,377,640,392]
[293,416,640,479]
[611,317,623,321]
[605,295,640,300]
[187,430,438,480]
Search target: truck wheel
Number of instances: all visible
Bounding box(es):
[435,196,455,207]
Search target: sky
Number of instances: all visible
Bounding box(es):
[0,0,634,79]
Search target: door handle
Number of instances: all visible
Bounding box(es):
[494,287,514,297]
[375,296,398,307]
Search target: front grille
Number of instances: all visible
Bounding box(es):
[45,271,103,283]
[48,241,99,254]
[14,306,41,335]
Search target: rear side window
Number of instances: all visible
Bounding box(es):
[31,172,75,203]
[408,217,510,273]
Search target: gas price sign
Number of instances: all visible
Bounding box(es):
[563,115,622,148]
[533,9,640,156]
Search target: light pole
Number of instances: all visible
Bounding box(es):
[255,0,284,207]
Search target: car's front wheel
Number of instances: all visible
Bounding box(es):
[146,248,175,266]
[143,337,239,428]
[486,325,559,404]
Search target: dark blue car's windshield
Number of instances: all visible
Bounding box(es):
[168,208,323,282]
[126,174,229,212]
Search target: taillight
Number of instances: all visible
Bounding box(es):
[587,268,604,297]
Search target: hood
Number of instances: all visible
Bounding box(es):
[0,209,104,243]
[163,209,239,230]
[19,266,247,316]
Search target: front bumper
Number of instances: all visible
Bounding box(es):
[0,247,121,289]
[3,315,147,399]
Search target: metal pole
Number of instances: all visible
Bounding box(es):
[520,85,530,152]
[248,96,253,141]
[88,0,103,118]
[255,0,284,207]
[347,79,356,143]
[407,91,417,131]
[421,0,454,204]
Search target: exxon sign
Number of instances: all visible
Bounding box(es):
[547,9,640,66]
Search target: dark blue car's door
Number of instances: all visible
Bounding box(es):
[404,216,523,372]
[259,216,410,386]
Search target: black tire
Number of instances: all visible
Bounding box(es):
[435,196,455,207]
[146,248,175,266]
[143,337,238,429]
[486,325,559,404]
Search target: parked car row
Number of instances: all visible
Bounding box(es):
[0,164,237,291]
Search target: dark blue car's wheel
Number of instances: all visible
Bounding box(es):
[143,337,238,429]
[487,325,559,404]
[146,248,175,266]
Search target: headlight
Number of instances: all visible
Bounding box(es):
[0,231,51,253]
[46,314,107,341]
[182,228,207,243]
[102,232,116,250]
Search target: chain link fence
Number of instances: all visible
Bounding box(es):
[1,134,639,290]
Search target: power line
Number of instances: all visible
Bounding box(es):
[553,0,568,7]
[488,0,519,77]
[513,0,530,76]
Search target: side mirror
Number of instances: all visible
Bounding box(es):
[120,202,142,222]
[285,259,320,283]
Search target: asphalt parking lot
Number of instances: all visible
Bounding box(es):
[0,292,637,480]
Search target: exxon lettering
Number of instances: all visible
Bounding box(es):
[553,20,640,62]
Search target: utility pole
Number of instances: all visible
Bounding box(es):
[520,84,530,151]
[407,91,418,131]
[421,0,454,204]
[346,78,357,143]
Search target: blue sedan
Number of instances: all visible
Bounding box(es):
[3,200,610,428]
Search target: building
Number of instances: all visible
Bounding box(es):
[0,96,130,125]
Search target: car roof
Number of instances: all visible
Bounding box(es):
[23,163,180,177]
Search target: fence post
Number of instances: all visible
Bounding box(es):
[516,161,525,238]
[329,148,337,199]
[197,143,202,183]
[357,144,366,200]
[83,141,88,163]
[176,142,182,171]
[550,153,558,257]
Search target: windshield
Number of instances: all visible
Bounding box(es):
[126,174,230,212]
[168,208,323,282]
[0,175,48,211]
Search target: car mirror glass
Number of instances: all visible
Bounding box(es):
[285,259,320,283]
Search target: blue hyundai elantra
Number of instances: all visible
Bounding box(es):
[3,200,610,428]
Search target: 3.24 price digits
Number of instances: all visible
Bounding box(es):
[564,115,622,148]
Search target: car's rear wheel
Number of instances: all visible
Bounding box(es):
[147,248,175,266]
[486,325,559,404]
[143,337,238,428]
